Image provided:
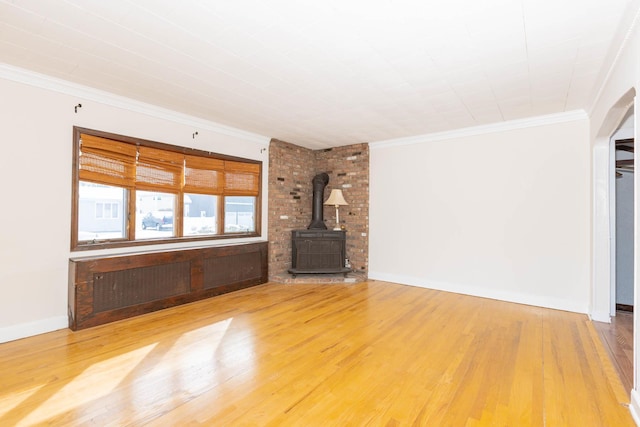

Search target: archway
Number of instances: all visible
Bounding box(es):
[592,89,635,322]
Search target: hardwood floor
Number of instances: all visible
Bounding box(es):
[595,310,634,395]
[0,281,634,426]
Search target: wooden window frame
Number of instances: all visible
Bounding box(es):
[71,127,262,251]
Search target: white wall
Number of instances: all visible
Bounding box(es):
[0,66,270,343]
[369,116,590,313]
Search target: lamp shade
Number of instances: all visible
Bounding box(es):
[324,189,348,206]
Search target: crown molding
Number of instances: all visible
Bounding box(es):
[0,63,270,146]
[370,110,588,149]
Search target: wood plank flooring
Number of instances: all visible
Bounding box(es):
[595,310,634,395]
[0,281,634,426]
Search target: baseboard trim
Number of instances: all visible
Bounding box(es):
[0,316,68,344]
[590,310,612,323]
[368,271,588,314]
[630,389,640,426]
[617,303,634,312]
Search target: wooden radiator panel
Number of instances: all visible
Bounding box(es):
[69,242,268,330]
[93,262,191,312]
[203,251,262,289]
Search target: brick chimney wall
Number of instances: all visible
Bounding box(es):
[267,139,315,279]
[268,139,369,280]
[316,143,369,276]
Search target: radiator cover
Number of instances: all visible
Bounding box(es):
[69,242,268,330]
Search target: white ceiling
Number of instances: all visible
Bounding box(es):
[0,0,636,149]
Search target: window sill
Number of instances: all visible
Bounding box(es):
[71,231,261,252]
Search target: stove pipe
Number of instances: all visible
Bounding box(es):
[308,172,329,230]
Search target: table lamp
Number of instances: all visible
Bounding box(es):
[324,189,348,231]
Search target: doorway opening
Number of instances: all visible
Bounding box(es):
[613,111,634,314]
[592,89,635,397]
[597,107,635,394]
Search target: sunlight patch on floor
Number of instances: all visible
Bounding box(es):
[0,384,45,418]
[18,344,157,426]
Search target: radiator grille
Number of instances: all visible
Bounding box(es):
[93,262,191,312]
[203,251,261,289]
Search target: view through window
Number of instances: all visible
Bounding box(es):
[72,128,261,250]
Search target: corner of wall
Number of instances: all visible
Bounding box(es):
[267,139,370,281]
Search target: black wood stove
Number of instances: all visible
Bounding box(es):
[288,173,351,277]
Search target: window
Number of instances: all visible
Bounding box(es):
[136,191,176,238]
[78,183,127,241]
[225,196,256,232]
[184,194,217,236]
[71,127,261,250]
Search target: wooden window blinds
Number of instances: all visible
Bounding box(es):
[79,133,260,196]
[78,134,136,188]
[224,161,260,196]
[184,155,225,194]
[136,146,184,192]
